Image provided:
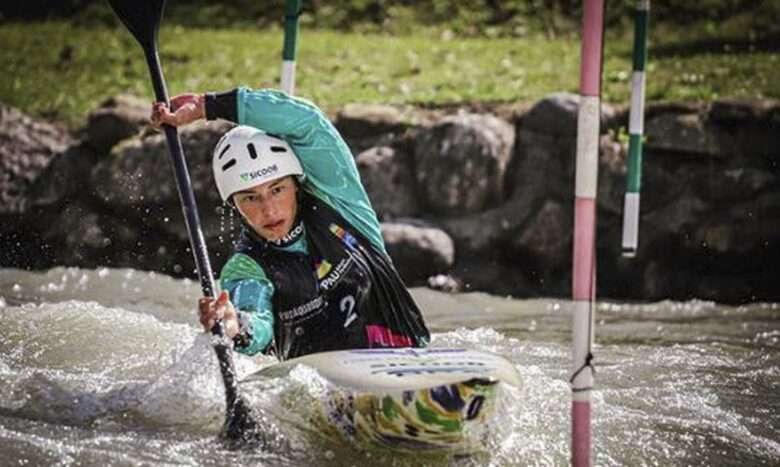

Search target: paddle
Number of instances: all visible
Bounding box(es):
[106,0,257,442]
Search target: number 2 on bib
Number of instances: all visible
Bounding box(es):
[340,295,357,328]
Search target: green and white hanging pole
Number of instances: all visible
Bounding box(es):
[621,0,650,258]
[280,0,301,94]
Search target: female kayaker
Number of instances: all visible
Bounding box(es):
[151,87,429,360]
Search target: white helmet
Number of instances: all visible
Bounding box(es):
[212,125,303,202]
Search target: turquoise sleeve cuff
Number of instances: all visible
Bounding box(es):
[222,278,274,356]
[239,307,274,356]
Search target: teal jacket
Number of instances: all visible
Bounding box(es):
[217,87,385,355]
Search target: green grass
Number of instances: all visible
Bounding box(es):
[1,21,778,127]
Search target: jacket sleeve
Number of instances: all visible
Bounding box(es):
[235,87,387,253]
[219,253,275,356]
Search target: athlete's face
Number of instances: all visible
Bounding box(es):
[233,176,299,242]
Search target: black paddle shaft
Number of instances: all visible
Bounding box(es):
[144,50,217,298]
[107,0,250,428]
[144,50,243,411]
[106,0,216,295]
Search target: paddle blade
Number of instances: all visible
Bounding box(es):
[107,0,166,51]
[220,396,263,447]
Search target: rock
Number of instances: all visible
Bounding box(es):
[708,99,780,164]
[335,103,410,153]
[639,260,679,300]
[86,94,150,153]
[521,92,617,138]
[381,221,455,286]
[505,94,618,207]
[690,273,754,303]
[27,143,99,208]
[645,112,725,157]
[645,101,703,119]
[414,112,515,216]
[336,103,407,136]
[0,104,72,214]
[596,134,628,215]
[642,190,709,243]
[632,154,691,213]
[521,92,580,137]
[90,120,233,241]
[509,200,572,271]
[443,198,528,254]
[719,191,780,255]
[449,253,544,297]
[427,274,461,293]
[692,167,778,203]
[2,95,779,304]
[709,98,779,123]
[504,128,568,209]
[355,145,418,220]
[42,201,108,265]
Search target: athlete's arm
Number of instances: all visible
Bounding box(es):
[205,87,387,253]
[219,253,275,356]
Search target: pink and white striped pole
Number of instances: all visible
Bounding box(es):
[572,1,604,466]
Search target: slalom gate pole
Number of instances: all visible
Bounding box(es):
[280,0,302,94]
[572,1,605,465]
[621,0,650,258]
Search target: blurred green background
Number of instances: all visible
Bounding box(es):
[2,0,778,127]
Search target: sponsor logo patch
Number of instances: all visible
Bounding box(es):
[271,220,304,246]
[279,296,325,322]
[319,256,353,291]
[315,259,332,279]
[239,164,278,182]
[329,223,359,249]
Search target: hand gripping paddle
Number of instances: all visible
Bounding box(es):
[106,0,257,443]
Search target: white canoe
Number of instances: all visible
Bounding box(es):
[247,348,521,453]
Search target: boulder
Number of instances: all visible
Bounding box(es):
[90,120,234,241]
[504,129,568,210]
[355,145,418,220]
[717,191,780,256]
[641,190,709,245]
[645,112,725,157]
[381,221,454,286]
[521,92,580,137]
[505,93,619,208]
[708,99,780,164]
[27,143,99,209]
[335,103,411,153]
[595,134,628,216]
[414,112,514,216]
[708,98,779,123]
[632,153,691,214]
[691,167,778,203]
[42,201,108,265]
[426,274,462,293]
[448,253,543,297]
[86,94,150,153]
[2,94,779,304]
[0,104,71,215]
[508,200,572,271]
[443,197,528,254]
[520,92,617,138]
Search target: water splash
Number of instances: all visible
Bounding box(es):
[0,269,778,465]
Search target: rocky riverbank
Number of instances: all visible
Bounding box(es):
[1,94,778,303]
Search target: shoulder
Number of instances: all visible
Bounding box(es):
[237,87,325,117]
[220,252,269,284]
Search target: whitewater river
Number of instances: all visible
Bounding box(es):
[0,267,777,466]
